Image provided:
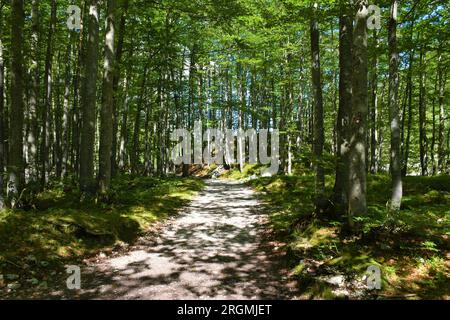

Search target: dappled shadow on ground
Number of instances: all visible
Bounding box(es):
[42,180,294,300]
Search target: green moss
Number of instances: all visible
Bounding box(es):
[220,164,264,180]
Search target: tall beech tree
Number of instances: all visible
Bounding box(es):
[98,0,116,195]
[8,0,25,206]
[348,0,369,218]
[310,3,325,209]
[388,0,402,211]
[80,0,99,194]
[40,0,57,188]
[334,0,353,210]
[0,3,5,209]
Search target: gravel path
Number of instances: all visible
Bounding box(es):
[63,180,294,299]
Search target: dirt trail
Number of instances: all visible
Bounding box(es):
[61,180,294,299]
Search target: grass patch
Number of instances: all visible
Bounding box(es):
[247,173,450,299]
[220,164,264,180]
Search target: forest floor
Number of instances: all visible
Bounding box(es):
[1,168,448,299]
[1,179,297,299]
[238,167,449,299]
[0,176,204,298]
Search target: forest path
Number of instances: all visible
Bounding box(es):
[76,179,294,299]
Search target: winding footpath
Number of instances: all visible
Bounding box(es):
[41,180,295,299]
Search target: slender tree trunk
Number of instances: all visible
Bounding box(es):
[348,0,369,219]
[437,52,447,174]
[119,71,130,171]
[62,40,72,179]
[143,93,152,176]
[40,0,56,188]
[8,0,25,206]
[310,3,325,209]
[54,53,64,179]
[98,0,115,195]
[111,0,129,177]
[388,0,402,211]
[27,0,40,182]
[334,0,353,209]
[418,47,428,176]
[370,30,379,174]
[71,8,86,180]
[430,64,439,175]
[0,6,5,209]
[132,66,149,174]
[403,49,414,176]
[80,0,99,194]
[188,44,197,128]
[238,62,246,172]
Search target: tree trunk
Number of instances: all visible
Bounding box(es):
[27,0,40,182]
[79,0,99,194]
[40,0,56,188]
[62,40,72,179]
[370,30,378,174]
[402,48,414,177]
[119,71,130,171]
[8,0,25,207]
[430,62,439,175]
[334,0,353,210]
[388,0,402,211]
[310,3,325,209]
[418,47,428,176]
[111,0,129,177]
[98,0,115,195]
[0,6,5,209]
[348,0,369,219]
[132,66,149,174]
[437,52,447,174]
[71,6,87,180]
[54,53,64,179]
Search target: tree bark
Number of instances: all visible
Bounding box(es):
[27,0,40,182]
[61,40,72,179]
[131,65,149,174]
[0,5,5,209]
[370,30,378,174]
[54,53,64,179]
[348,0,369,218]
[98,0,115,195]
[111,0,129,177]
[334,0,353,210]
[418,47,428,176]
[403,49,414,177]
[388,0,402,211]
[40,0,56,188]
[119,71,130,171]
[71,5,87,180]
[8,0,25,206]
[310,3,325,209]
[80,0,99,194]
[437,51,447,174]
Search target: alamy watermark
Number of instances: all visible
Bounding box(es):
[170,122,280,176]
[65,3,382,32]
[67,5,81,32]
[66,265,81,290]
[367,5,382,30]
[366,265,382,290]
